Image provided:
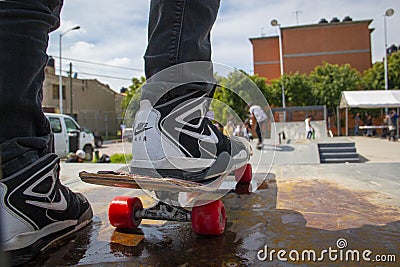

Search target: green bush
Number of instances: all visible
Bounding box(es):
[110,153,132,163]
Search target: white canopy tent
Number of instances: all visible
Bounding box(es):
[339,90,400,136]
[340,90,400,109]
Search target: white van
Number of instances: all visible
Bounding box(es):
[45,113,95,160]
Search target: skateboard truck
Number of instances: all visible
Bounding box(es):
[136,202,191,222]
[109,196,227,235]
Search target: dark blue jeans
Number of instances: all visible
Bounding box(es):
[141,0,220,104]
[0,0,220,177]
[145,0,220,79]
[0,0,62,177]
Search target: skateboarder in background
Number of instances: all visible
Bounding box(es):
[248,104,267,149]
[1,0,250,264]
[305,115,314,139]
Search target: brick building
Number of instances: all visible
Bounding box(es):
[42,57,125,138]
[250,17,373,80]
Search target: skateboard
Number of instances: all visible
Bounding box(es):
[79,163,253,236]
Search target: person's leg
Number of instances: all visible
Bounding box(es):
[389,130,395,141]
[144,0,219,80]
[141,0,219,103]
[255,121,262,144]
[0,0,61,175]
[130,0,251,183]
[0,1,92,265]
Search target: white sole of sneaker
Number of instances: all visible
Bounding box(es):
[3,207,92,252]
[3,208,92,266]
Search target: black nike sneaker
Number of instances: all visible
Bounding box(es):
[130,88,251,181]
[0,153,93,266]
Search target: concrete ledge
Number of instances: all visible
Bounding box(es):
[272,120,328,140]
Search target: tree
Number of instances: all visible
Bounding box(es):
[388,51,400,89]
[267,73,314,107]
[362,51,400,90]
[212,70,272,124]
[309,62,361,113]
[212,70,250,123]
[121,76,146,125]
[251,75,280,108]
[362,61,384,90]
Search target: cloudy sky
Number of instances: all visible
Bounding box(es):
[47,0,400,92]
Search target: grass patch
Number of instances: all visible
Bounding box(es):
[110,153,132,163]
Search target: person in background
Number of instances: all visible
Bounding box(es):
[243,119,253,141]
[365,113,373,137]
[223,121,234,136]
[354,112,361,136]
[249,104,267,149]
[305,115,314,139]
[66,149,86,163]
[233,123,249,140]
[388,110,398,142]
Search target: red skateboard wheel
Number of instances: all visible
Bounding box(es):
[234,163,252,184]
[191,200,226,236]
[109,196,143,229]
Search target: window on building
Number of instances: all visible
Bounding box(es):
[48,117,62,133]
[53,84,66,99]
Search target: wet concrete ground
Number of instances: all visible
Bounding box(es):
[26,168,399,266]
[25,138,400,266]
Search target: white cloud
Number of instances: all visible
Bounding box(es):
[68,41,96,56]
[106,57,131,67]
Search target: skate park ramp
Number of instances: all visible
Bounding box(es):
[262,120,328,165]
[272,120,327,140]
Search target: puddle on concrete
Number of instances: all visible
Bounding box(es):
[276,179,400,231]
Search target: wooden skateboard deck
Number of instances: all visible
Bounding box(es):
[79,170,228,193]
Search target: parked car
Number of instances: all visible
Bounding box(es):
[122,127,133,142]
[45,113,95,160]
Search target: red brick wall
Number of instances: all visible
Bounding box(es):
[251,20,373,80]
[250,37,280,80]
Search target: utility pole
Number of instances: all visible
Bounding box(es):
[383,8,394,114]
[68,62,73,116]
[271,19,286,121]
[59,25,80,114]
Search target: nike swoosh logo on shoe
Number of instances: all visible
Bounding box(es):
[177,125,219,144]
[26,189,68,211]
[134,122,153,135]
[134,127,152,135]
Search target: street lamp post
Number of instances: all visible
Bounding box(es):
[59,25,80,114]
[271,19,286,121]
[384,8,394,114]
